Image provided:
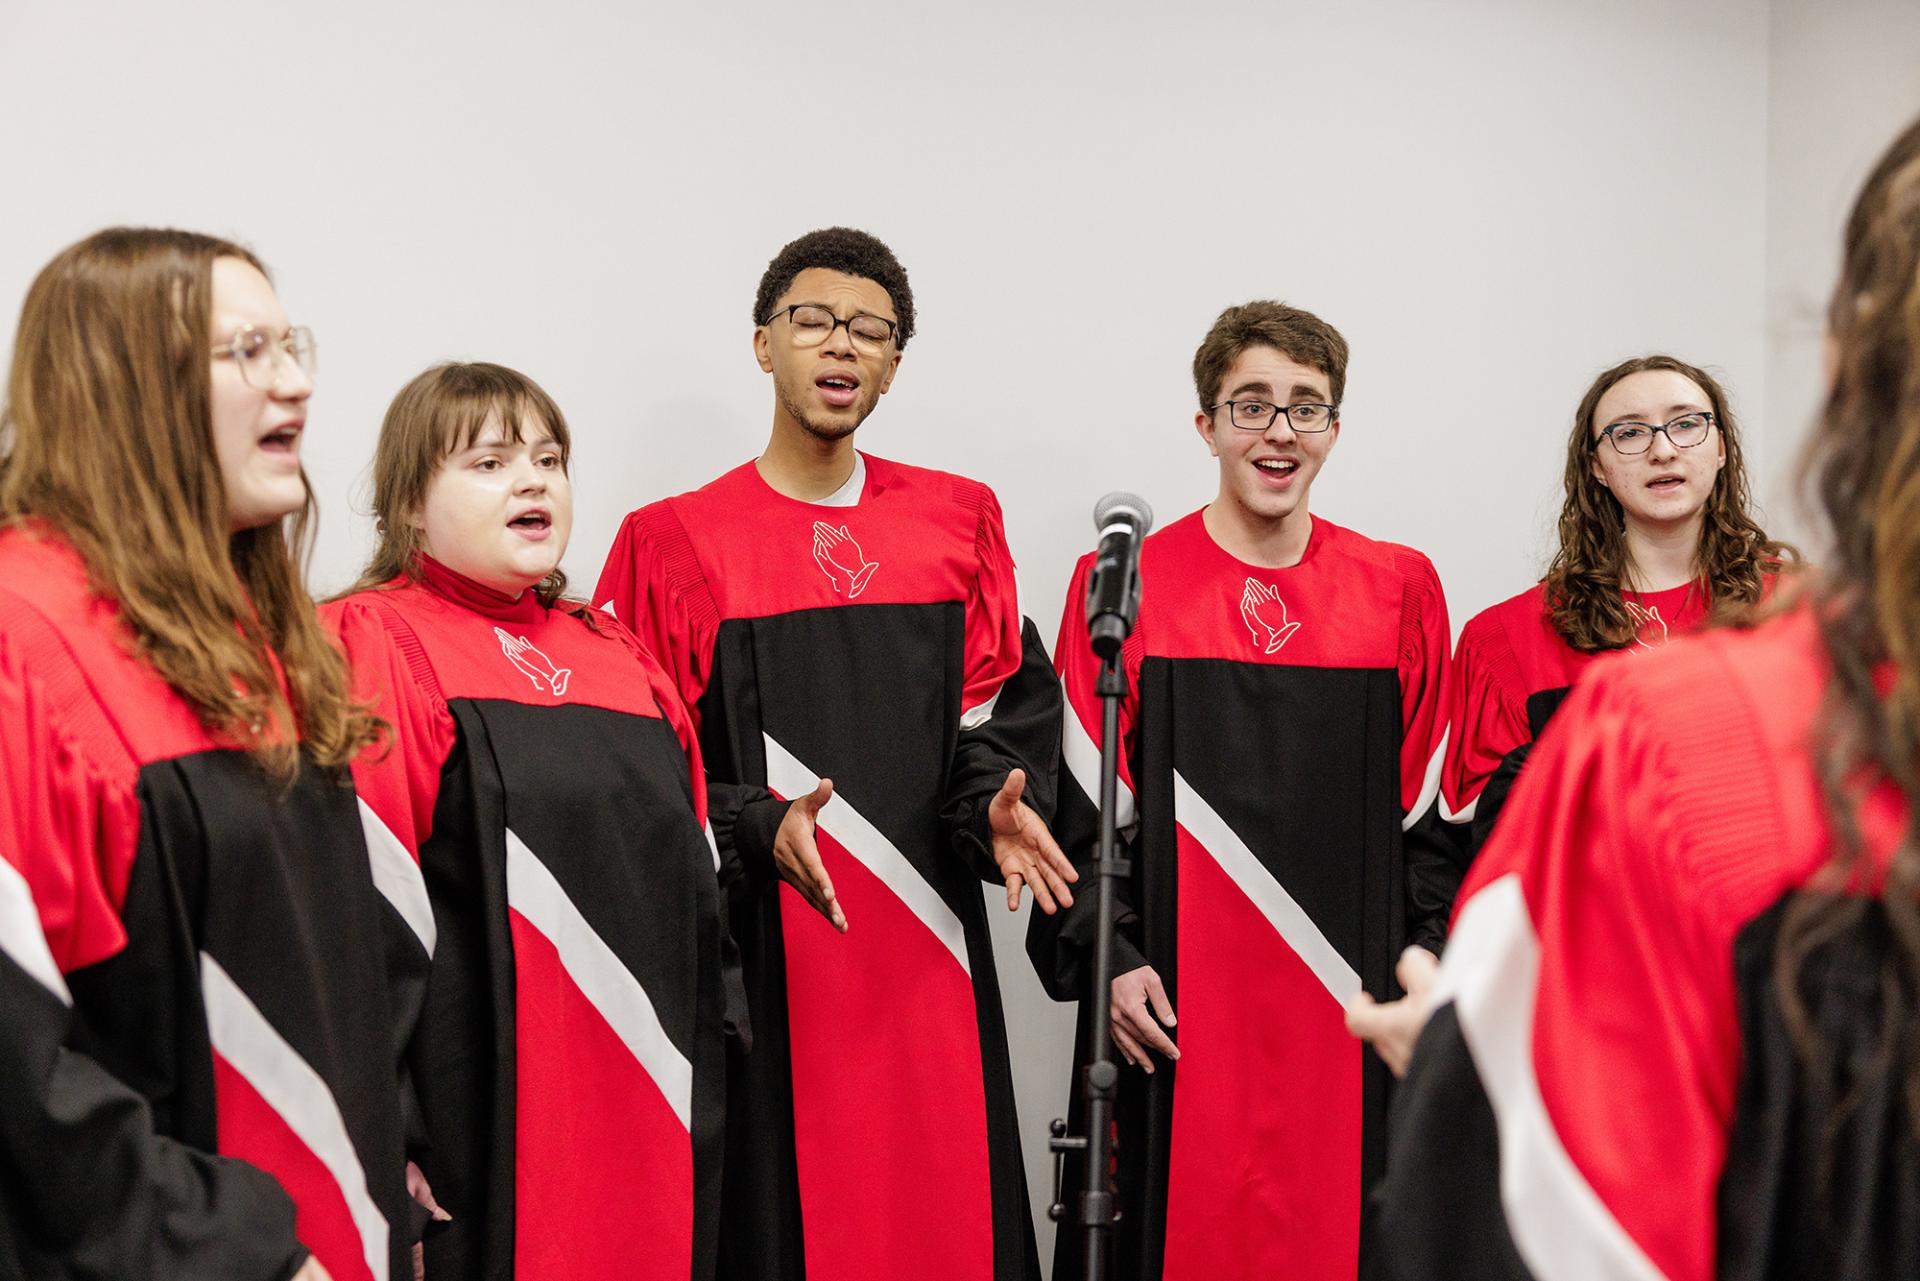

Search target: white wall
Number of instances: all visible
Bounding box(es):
[3,0,1870,1265]
[1761,0,1920,551]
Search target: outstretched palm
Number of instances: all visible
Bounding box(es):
[986,768,1078,914]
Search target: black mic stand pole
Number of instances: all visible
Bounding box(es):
[1046,644,1130,1281]
[1049,492,1150,1281]
[1078,645,1129,1280]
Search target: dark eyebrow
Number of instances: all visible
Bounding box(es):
[1287,383,1328,403]
[1606,403,1708,427]
[1226,380,1275,400]
[787,301,895,323]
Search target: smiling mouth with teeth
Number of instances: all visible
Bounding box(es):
[1255,459,1298,473]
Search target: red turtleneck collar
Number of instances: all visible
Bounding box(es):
[409,554,546,624]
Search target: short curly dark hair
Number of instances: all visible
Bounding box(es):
[753,227,916,350]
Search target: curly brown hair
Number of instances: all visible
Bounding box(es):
[1543,354,1795,652]
[1784,112,1920,1136]
[0,228,380,777]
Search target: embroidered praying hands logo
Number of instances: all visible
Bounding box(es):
[494,627,571,696]
[811,521,879,598]
[1626,601,1670,651]
[1240,578,1301,654]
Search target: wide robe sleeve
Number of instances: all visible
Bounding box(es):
[1394,548,1465,955]
[593,508,789,882]
[940,480,1065,882]
[1380,656,1766,1281]
[0,629,309,1280]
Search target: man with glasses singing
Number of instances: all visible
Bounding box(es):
[596,227,1070,1281]
[1028,300,1461,1281]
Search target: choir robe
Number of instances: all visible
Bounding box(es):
[1441,580,1710,853]
[594,452,1062,1281]
[324,558,739,1281]
[1027,510,1459,1281]
[1380,603,1918,1281]
[0,526,411,1281]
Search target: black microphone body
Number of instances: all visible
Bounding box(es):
[1084,492,1153,660]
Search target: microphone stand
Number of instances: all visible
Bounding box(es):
[1049,647,1130,1281]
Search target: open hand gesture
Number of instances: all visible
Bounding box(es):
[775,778,847,932]
[986,768,1078,913]
[1240,579,1300,654]
[812,522,879,598]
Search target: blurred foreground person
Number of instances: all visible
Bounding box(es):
[0,229,408,1280]
[1368,115,1920,1281]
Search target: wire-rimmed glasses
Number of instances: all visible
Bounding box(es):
[212,325,316,389]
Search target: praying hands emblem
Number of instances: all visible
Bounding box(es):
[1240,578,1302,655]
[495,627,572,696]
[1626,601,1670,651]
[812,521,880,598]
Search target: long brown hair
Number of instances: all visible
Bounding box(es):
[347,361,574,606]
[1543,354,1795,651]
[1783,113,1920,1131]
[0,228,377,775]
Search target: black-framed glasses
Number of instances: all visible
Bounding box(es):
[211,325,316,389]
[1208,400,1338,433]
[1593,411,1715,456]
[761,303,897,354]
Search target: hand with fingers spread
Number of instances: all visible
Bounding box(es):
[1343,945,1440,1077]
[774,778,847,932]
[811,522,879,598]
[1240,579,1300,654]
[1110,964,1179,1072]
[986,768,1078,914]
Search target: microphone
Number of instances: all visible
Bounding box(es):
[1085,492,1153,660]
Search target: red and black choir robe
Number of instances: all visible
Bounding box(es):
[1442,581,1710,853]
[1380,603,1918,1281]
[1025,510,1457,1279]
[1027,510,1459,1281]
[324,558,735,1281]
[0,526,411,1281]
[595,452,1062,1281]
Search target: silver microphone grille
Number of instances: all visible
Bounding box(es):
[1093,491,1154,536]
